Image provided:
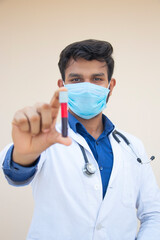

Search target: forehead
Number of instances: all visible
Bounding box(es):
[65,58,108,76]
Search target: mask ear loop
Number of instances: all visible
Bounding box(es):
[108,80,111,89]
[106,80,111,103]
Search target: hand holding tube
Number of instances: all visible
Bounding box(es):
[12,88,71,166]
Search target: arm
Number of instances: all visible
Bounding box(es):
[136,156,160,239]
[1,88,71,185]
[2,145,39,186]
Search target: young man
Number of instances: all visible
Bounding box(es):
[1,39,160,240]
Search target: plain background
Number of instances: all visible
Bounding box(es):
[0,0,160,239]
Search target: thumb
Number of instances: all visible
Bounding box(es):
[56,134,72,146]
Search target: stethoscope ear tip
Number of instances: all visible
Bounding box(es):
[137,156,155,164]
[137,158,142,164]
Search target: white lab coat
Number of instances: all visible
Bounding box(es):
[1,124,160,240]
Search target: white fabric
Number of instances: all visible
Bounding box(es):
[1,126,160,240]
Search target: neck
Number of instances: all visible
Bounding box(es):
[69,110,104,139]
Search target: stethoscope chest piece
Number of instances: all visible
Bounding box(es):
[83,163,96,176]
[78,143,97,176]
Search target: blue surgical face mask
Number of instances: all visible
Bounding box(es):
[65,82,110,119]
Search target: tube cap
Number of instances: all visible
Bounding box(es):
[59,91,68,103]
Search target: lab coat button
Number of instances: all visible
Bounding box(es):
[94,184,99,190]
[96,223,103,230]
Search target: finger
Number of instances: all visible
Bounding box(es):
[36,104,52,133]
[12,110,30,132]
[23,107,41,135]
[56,136,72,146]
[50,131,72,146]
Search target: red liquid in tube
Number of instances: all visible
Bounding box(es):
[59,91,68,137]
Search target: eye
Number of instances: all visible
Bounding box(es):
[93,78,102,81]
[71,78,81,83]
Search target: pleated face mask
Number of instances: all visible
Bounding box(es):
[65,82,110,119]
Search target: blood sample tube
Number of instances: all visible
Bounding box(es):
[59,91,68,137]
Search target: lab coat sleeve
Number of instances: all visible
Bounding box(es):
[136,147,160,239]
[0,144,46,187]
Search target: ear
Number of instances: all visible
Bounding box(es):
[108,78,116,97]
[57,79,64,88]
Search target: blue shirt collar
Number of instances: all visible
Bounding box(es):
[68,112,114,136]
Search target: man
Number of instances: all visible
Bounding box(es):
[1,39,160,240]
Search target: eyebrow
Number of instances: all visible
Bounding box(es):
[68,73,105,78]
[91,73,105,77]
[68,73,83,78]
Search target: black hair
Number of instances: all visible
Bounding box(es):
[58,39,114,82]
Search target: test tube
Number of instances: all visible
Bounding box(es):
[59,91,68,137]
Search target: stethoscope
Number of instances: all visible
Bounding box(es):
[78,129,155,176]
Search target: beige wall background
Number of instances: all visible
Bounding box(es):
[0,0,160,239]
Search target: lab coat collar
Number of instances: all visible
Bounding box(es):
[68,125,92,153]
[107,131,123,187]
[56,123,92,153]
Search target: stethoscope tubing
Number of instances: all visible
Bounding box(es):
[78,129,155,176]
[112,130,155,164]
